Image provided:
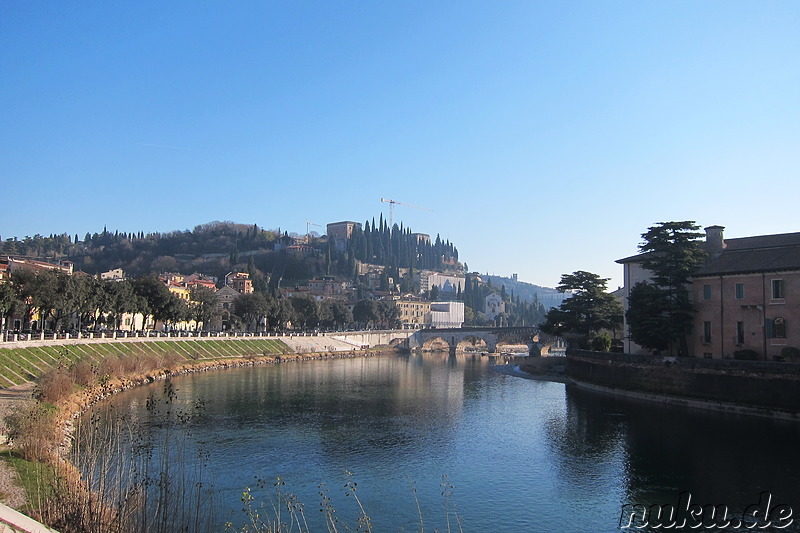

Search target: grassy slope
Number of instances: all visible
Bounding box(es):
[0,339,291,387]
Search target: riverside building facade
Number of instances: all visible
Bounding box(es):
[618,226,800,361]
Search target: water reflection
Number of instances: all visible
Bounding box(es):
[560,385,800,531]
[78,353,800,532]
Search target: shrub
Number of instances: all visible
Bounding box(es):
[34,369,74,404]
[70,361,96,387]
[780,346,800,362]
[590,332,612,352]
[733,349,759,361]
[5,402,59,462]
[99,356,123,380]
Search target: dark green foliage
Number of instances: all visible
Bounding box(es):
[132,275,188,327]
[638,221,706,291]
[377,299,400,328]
[590,331,613,352]
[540,270,623,348]
[320,300,352,330]
[460,273,549,327]
[352,299,379,328]
[626,281,672,353]
[429,285,440,302]
[626,221,706,355]
[1,222,281,280]
[0,219,462,301]
[733,349,759,361]
[347,222,458,272]
[288,295,320,329]
[232,292,274,332]
[780,346,800,362]
[0,280,19,331]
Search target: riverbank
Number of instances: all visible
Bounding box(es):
[0,339,392,529]
[512,355,571,383]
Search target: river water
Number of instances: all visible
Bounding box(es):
[78,353,800,532]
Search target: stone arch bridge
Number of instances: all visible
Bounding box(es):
[400,327,559,355]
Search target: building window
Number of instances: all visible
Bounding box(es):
[703,284,712,300]
[703,321,712,343]
[735,283,745,299]
[772,279,785,299]
[774,317,786,339]
[736,321,744,345]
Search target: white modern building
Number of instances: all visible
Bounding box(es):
[420,271,464,295]
[430,301,465,328]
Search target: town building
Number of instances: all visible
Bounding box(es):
[691,227,800,361]
[225,272,253,294]
[395,298,431,328]
[213,286,242,331]
[100,268,125,280]
[430,301,465,328]
[166,281,191,301]
[411,233,431,245]
[5,257,74,275]
[274,233,298,252]
[286,244,314,256]
[618,225,800,361]
[327,221,362,241]
[420,271,464,295]
[184,273,217,291]
[485,293,505,320]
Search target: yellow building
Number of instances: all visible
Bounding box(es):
[395,299,431,328]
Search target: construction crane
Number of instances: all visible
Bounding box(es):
[380,198,431,227]
[306,220,321,243]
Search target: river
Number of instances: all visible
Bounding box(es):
[76,352,800,532]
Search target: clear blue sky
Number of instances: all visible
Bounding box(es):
[2,1,799,289]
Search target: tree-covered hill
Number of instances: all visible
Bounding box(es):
[479,274,567,307]
[0,218,460,283]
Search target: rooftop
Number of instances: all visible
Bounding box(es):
[617,228,800,276]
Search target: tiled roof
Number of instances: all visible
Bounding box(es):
[617,230,800,276]
[616,252,652,264]
[721,232,800,251]
[696,243,800,276]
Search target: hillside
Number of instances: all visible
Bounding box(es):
[0,219,459,284]
[481,274,566,307]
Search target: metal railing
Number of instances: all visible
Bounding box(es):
[0,329,339,345]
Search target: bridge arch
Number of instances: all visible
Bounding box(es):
[422,336,451,352]
[455,335,489,353]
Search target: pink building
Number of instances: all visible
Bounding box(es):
[619,226,800,361]
[692,227,800,361]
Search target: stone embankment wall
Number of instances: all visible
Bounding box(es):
[331,330,414,349]
[566,350,800,414]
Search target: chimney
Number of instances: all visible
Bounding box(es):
[704,225,725,254]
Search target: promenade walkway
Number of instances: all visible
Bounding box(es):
[1,330,363,352]
[0,503,57,533]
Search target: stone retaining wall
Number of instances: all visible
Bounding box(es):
[566,350,800,414]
